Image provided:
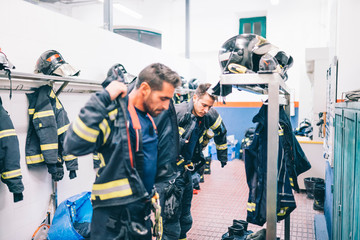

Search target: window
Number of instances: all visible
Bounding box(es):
[113,28,162,49]
[239,17,266,38]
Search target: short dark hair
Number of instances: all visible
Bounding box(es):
[195,83,217,101]
[136,63,181,90]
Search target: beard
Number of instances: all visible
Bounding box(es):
[143,97,161,117]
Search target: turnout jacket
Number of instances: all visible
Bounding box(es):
[25,85,78,175]
[0,98,24,202]
[245,104,311,226]
[154,100,179,183]
[175,99,228,165]
[64,90,150,208]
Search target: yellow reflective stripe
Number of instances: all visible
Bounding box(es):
[40,143,58,151]
[279,129,284,136]
[0,129,16,139]
[216,143,227,150]
[210,116,222,130]
[55,97,62,109]
[206,129,214,138]
[73,117,99,143]
[26,154,45,164]
[1,169,21,179]
[247,202,256,212]
[99,153,106,167]
[33,110,54,119]
[108,109,118,121]
[177,159,184,166]
[99,119,111,144]
[57,124,69,135]
[199,135,204,143]
[28,108,35,115]
[63,155,77,161]
[289,177,294,187]
[179,238,187,240]
[277,207,289,216]
[179,127,185,136]
[93,154,100,160]
[92,178,132,200]
[50,90,56,98]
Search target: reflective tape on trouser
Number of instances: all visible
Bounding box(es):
[216,143,227,150]
[26,154,45,164]
[91,178,132,200]
[73,117,99,143]
[0,129,17,139]
[1,169,21,179]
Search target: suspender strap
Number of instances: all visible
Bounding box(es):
[147,113,158,134]
[127,102,142,152]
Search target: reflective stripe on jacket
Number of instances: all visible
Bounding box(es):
[64,90,150,208]
[245,104,311,226]
[25,85,78,174]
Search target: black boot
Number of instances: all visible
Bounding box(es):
[313,182,325,211]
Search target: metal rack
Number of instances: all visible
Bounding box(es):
[0,70,102,95]
[220,73,291,240]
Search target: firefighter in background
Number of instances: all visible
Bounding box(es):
[165,83,228,240]
[64,63,181,240]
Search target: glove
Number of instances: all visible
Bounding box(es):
[221,161,227,168]
[69,170,77,179]
[51,163,64,182]
[101,63,126,88]
[163,183,183,219]
[13,193,23,202]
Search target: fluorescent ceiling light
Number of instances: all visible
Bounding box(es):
[98,0,143,19]
[270,0,280,5]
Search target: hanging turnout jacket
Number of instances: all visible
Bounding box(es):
[245,104,311,226]
[175,99,228,167]
[0,97,24,202]
[25,85,78,177]
[63,90,154,209]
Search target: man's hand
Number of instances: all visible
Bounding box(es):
[105,81,127,101]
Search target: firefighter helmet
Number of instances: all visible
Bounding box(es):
[35,50,80,77]
[219,34,276,74]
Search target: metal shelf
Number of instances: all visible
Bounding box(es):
[0,70,102,95]
[219,73,291,240]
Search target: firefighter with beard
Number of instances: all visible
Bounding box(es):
[64,63,180,240]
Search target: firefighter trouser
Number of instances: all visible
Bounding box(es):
[156,170,193,240]
[90,200,152,240]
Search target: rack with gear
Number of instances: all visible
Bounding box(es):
[219,73,291,240]
[0,70,102,96]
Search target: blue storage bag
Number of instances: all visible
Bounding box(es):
[48,191,92,240]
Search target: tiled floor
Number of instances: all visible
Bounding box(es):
[187,159,321,240]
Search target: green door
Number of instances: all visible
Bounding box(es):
[352,112,360,240]
[333,108,343,240]
[341,110,356,240]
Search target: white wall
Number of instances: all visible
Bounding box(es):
[0,1,202,239]
[336,0,360,98]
